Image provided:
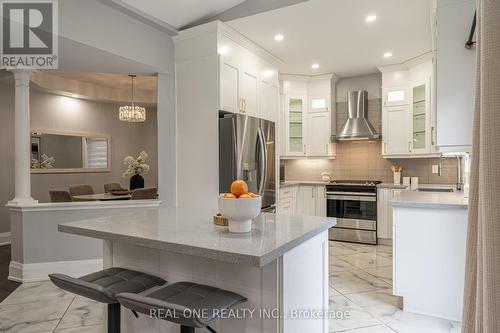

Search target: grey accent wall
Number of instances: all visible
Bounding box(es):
[335,73,382,135]
[0,80,158,233]
[284,141,458,184]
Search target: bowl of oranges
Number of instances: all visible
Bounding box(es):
[219,180,262,233]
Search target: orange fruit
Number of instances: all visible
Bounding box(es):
[223,193,237,199]
[238,193,252,198]
[230,180,248,197]
[248,192,257,198]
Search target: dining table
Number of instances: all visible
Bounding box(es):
[71,193,132,201]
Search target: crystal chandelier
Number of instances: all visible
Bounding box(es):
[119,74,146,122]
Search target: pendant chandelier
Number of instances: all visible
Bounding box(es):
[119,74,146,122]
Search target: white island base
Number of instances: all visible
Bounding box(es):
[104,232,329,333]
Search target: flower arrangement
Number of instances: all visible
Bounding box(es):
[122,151,150,178]
[31,154,55,169]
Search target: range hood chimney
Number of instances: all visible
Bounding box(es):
[335,90,380,141]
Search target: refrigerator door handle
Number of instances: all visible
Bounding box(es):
[257,128,267,196]
[231,117,239,178]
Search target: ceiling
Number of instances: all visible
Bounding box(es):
[227,0,433,77]
[120,0,246,29]
[43,71,157,91]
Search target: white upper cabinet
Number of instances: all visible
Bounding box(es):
[240,70,258,116]
[285,94,307,156]
[383,106,411,155]
[379,56,439,158]
[307,112,331,156]
[281,74,335,158]
[219,61,239,114]
[260,78,279,122]
[436,0,475,152]
[217,33,279,122]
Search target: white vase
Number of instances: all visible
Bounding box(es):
[393,172,401,185]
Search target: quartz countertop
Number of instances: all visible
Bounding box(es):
[59,207,336,267]
[280,181,330,187]
[390,190,468,209]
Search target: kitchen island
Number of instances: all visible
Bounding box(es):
[390,190,468,321]
[59,207,336,333]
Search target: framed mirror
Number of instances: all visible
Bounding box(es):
[30,129,110,173]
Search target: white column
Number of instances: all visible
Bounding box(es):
[157,73,176,206]
[8,69,37,206]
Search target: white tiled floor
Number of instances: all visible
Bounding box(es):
[328,241,461,333]
[0,241,461,333]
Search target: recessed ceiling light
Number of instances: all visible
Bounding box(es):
[383,52,393,58]
[365,15,377,23]
[71,94,79,98]
[274,34,284,42]
[311,63,319,69]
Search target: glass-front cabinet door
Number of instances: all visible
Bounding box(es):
[286,95,306,156]
[411,82,429,152]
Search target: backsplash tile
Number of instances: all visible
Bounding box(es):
[284,141,458,184]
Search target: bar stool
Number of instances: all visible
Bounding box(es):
[117,281,247,333]
[49,267,166,333]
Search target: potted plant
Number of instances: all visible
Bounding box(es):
[122,151,150,190]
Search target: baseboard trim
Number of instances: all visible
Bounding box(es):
[0,232,11,246]
[9,259,103,283]
[377,238,392,246]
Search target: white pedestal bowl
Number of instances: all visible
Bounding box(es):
[218,195,262,233]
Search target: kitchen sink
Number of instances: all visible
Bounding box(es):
[416,188,454,193]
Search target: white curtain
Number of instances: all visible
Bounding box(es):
[462,0,500,332]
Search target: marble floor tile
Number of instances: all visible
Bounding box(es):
[56,296,104,329]
[329,295,382,332]
[55,324,105,333]
[341,325,397,333]
[330,268,392,295]
[385,311,461,333]
[337,252,393,270]
[330,255,358,273]
[0,299,72,333]
[329,242,361,256]
[362,266,393,284]
[1,281,74,305]
[344,289,403,323]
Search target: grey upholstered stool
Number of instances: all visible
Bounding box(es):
[117,281,247,333]
[49,267,166,333]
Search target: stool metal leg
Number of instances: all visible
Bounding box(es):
[108,303,121,333]
[180,325,195,333]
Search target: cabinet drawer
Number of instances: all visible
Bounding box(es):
[280,187,294,199]
[279,197,293,214]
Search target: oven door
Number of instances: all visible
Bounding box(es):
[327,193,377,244]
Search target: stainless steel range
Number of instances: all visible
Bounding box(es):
[326,180,382,245]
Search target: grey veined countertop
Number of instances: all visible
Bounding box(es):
[390,190,468,209]
[59,207,336,267]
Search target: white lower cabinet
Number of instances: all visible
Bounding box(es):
[377,188,402,239]
[279,185,326,216]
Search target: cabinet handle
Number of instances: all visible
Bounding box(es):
[303,144,306,155]
[312,189,314,198]
[239,98,243,112]
[408,141,411,152]
[243,99,247,112]
[431,126,435,146]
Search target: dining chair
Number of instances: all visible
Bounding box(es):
[104,183,122,193]
[49,190,72,203]
[69,185,94,201]
[130,188,158,200]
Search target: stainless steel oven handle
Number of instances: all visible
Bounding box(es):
[326,191,376,196]
[327,195,376,202]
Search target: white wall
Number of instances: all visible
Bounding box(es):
[58,0,175,74]
[0,79,158,233]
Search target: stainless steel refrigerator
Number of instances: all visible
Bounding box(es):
[219,111,276,211]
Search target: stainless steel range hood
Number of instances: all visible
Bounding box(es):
[335,90,380,141]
